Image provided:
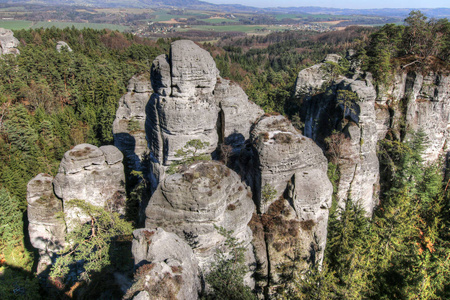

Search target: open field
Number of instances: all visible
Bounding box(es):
[31,21,129,31]
[0,20,32,30]
[202,17,239,24]
[177,24,285,34]
[150,10,209,22]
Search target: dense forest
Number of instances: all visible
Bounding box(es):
[0,11,449,299]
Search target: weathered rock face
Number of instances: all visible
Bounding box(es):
[333,78,379,214]
[27,173,66,274]
[294,54,341,98]
[53,144,126,231]
[170,40,219,98]
[146,40,263,190]
[56,41,72,52]
[129,228,201,300]
[113,74,152,174]
[297,55,450,216]
[145,161,255,279]
[0,28,19,55]
[247,115,333,294]
[377,72,450,162]
[213,78,264,149]
[27,144,128,274]
[297,58,380,215]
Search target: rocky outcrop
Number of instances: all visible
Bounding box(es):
[27,144,127,273]
[297,56,380,215]
[0,28,19,55]
[53,144,126,231]
[129,228,201,300]
[27,173,65,274]
[146,40,264,191]
[247,115,333,294]
[377,72,450,162]
[213,78,263,149]
[294,54,341,97]
[113,74,152,174]
[145,160,255,285]
[56,41,72,52]
[297,53,450,216]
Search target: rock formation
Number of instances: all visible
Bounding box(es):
[129,228,201,300]
[53,144,126,231]
[146,40,263,191]
[28,144,127,267]
[113,74,152,174]
[297,56,380,215]
[296,53,450,216]
[56,41,72,52]
[27,173,65,274]
[246,115,333,294]
[139,40,332,297]
[377,72,450,162]
[145,160,256,286]
[0,28,19,55]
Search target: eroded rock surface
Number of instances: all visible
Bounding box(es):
[28,144,128,274]
[297,60,380,215]
[146,40,263,190]
[53,144,126,231]
[129,228,201,300]
[145,161,255,280]
[247,115,332,294]
[0,28,19,55]
[113,74,152,173]
[27,173,65,273]
[170,40,219,98]
[377,72,450,162]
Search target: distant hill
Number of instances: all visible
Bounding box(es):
[263,6,450,18]
[0,0,449,18]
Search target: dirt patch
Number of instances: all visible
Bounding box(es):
[159,18,182,24]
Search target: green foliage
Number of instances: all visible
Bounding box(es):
[313,130,450,300]
[167,139,211,174]
[0,190,39,300]
[261,183,277,204]
[50,199,133,282]
[203,226,256,300]
[0,266,41,300]
[336,90,359,121]
[127,117,141,133]
[363,11,449,83]
[326,198,377,299]
[284,263,339,300]
[0,188,24,255]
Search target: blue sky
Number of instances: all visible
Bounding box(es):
[205,0,449,9]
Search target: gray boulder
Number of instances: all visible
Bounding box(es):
[56,41,72,53]
[129,228,201,300]
[0,28,19,55]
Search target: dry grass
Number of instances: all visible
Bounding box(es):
[273,132,293,144]
[69,146,94,158]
